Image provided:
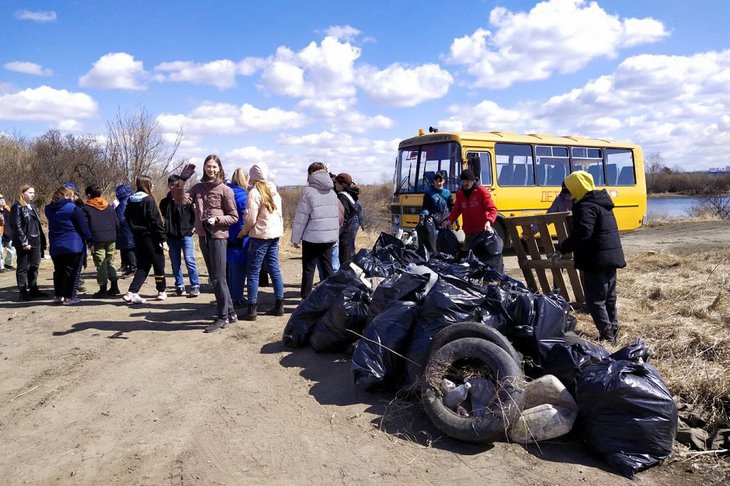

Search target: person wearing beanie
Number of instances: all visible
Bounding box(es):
[173,155,238,332]
[115,183,137,277]
[238,163,285,321]
[556,170,626,344]
[334,172,361,266]
[444,168,498,246]
[83,185,121,297]
[291,162,340,298]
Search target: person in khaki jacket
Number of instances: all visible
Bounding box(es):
[238,163,284,321]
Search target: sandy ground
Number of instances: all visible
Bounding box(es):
[1,220,728,485]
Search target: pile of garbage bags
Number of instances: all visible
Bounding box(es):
[282,232,678,479]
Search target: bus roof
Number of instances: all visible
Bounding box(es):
[398,130,640,150]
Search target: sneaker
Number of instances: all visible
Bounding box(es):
[175,286,186,296]
[204,317,228,333]
[223,314,238,328]
[124,293,146,304]
[156,291,168,301]
[188,286,200,297]
[62,296,81,306]
[53,296,64,304]
[5,264,15,270]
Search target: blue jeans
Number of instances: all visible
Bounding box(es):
[246,238,284,304]
[167,236,199,288]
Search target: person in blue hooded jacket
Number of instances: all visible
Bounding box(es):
[226,168,250,305]
[115,183,137,278]
[421,170,453,224]
[45,185,93,305]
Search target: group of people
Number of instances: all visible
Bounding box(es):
[420,167,624,345]
[1,157,364,334]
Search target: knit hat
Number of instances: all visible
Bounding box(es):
[460,169,476,181]
[249,164,268,182]
[335,173,353,186]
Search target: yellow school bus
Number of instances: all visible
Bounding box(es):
[391,130,646,243]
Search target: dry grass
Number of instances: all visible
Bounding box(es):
[608,247,730,428]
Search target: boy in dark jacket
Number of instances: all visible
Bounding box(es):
[160,175,200,296]
[83,185,120,297]
[115,184,137,277]
[557,170,626,344]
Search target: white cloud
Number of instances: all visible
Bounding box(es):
[156,102,307,136]
[446,0,668,89]
[15,10,56,22]
[4,61,53,76]
[358,63,453,107]
[324,25,361,42]
[442,49,730,170]
[0,86,97,122]
[79,53,147,90]
[154,59,238,89]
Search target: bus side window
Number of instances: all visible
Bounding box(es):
[513,164,526,185]
[618,166,635,185]
[498,165,513,185]
[606,164,618,185]
[588,164,603,186]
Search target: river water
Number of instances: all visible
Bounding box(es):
[646,196,700,219]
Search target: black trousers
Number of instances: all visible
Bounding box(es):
[52,252,83,298]
[128,236,166,294]
[15,245,41,290]
[120,248,137,271]
[199,236,234,320]
[301,241,334,298]
[582,267,618,336]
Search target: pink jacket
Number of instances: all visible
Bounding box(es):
[173,180,238,239]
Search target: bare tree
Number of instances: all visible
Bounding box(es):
[645,152,665,193]
[106,107,183,184]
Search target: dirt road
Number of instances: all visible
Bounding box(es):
[1,220,728,485]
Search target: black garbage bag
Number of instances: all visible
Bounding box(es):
[353,248,401,277]
[437,229,460,256]
[416,215,438,254]
[468,230,504,273]
[610,339,651,363]
[310,287,372,353]
[534,332,611,393]
[374,232,404,252]
[283,267,368,348]
[351,301,420,391]
[367,271,430,322]
[576,360,678,479]
[403,274,489,385]
[503,290,571,358]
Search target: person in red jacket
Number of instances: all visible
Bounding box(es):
[443,169,498,247]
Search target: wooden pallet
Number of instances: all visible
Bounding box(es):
[503,212,585,304]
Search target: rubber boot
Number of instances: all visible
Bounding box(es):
[243,303,258,321]
[264,299,285,316]
[108,280,120,296]
[93,285,108,298]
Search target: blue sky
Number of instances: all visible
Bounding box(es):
[1,0,729,185]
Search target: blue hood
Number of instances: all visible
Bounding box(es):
[116,184,133,199]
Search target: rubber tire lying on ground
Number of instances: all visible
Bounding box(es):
[422,337,524,443]
[426,321,523,367]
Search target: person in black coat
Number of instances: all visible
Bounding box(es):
[10,184,47,301]
[334,172,360,266]
[557,170,626,344]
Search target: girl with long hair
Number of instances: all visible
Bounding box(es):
[174,155,238,332]
[122,175,168,304]
[10,184,47,301]
[239,163,284,320]
[226,168,250,305]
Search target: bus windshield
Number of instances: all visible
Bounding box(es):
[395,142,461,194]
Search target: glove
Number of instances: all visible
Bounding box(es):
[485,221,493,233]
[179,163,196,181]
